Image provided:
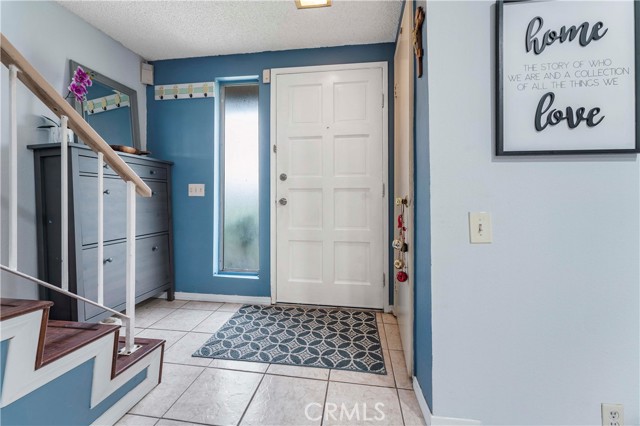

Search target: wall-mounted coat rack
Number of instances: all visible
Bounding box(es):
[154,82,215,100]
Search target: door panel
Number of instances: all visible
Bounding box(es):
[394,0,415,373]
[276,67,385,309]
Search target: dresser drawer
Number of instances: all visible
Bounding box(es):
[136,235,171,296]
[128,162,167,181]
[137,181,169,236]
[82,242,126,320]
[79,176,127,245]
[78,153,118,177]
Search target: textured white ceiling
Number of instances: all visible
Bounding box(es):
[58,0,403,61]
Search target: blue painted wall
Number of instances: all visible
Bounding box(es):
[0,341,147,425]
[148,44,396,298]
[412,0,433,410]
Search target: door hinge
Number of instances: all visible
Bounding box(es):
[382,183,385,197]
[382,93,385,108]
[394,83,398,99]
[383,272,386,287]
[273,144,277,153]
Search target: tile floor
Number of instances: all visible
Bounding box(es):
[117,299,426,426]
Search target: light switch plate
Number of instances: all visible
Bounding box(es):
[469,212,492,243]
[263,69,271,84]
[188,184,205,197]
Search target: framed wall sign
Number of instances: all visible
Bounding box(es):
[496,0,639,155]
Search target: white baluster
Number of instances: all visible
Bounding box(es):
[97,152,104,305]
[124,181,137,354]
[8,65,19,270]
[60,115,69,291]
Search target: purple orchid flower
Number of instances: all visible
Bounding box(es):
[73,66,93,87]
[68,81,88,102]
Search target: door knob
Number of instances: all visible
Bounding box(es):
[279,173,287,181]
[279,198,288,206]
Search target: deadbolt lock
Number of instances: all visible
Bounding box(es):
[279,173,287,181]
[279,198,288,206]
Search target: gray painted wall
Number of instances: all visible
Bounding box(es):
[0,1,147,298]
[426,1,639,424]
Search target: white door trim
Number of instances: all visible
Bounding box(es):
[269,61,390,311]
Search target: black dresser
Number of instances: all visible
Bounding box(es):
[29,143,175,322]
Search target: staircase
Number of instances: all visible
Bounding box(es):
[0,299,164,425]
[0,33,165,425]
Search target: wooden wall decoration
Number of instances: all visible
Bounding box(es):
[154,82,215,100]
[413,6,425,78]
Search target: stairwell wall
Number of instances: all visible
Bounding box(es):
[0,1,147,298]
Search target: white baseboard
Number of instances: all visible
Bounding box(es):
[156,291,271,305]
[412,377,482,426]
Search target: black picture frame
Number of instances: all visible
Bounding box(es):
[496,0,640,156]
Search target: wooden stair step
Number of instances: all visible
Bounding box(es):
[41,320,119,367]
[0,298,52,321]
[114,336,164,378]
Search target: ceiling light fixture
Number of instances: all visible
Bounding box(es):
[295,0,332,9]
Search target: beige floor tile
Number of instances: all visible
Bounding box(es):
[115,414,158,426]
[155,420,199,426]
[377,324,388,350]
[147,299,189,309]
[180,301,223,311]
[266,364,330,380]
[135,307,176,328]
[329,349,394,388]
[129,363,204,418]
[375,312,383,323]
[208,359,269,373]
[147,309,212,332]
[163,332,214,366]
[216,302,244,312]
[135,329,187,350]
[324,381,404,426]
[240,374,326,426]
[383,323,403,351]
[164,368,263,426]
[191,310,235,333]
[381,313,397,325]
[389,350,412,389]
[398,389,427,426]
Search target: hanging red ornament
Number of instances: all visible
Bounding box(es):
[396,271,408,282]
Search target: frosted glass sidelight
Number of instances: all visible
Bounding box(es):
[221,84,259,272]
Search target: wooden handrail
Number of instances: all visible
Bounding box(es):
[0,33,151,197]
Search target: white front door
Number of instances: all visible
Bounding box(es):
[274,65,386,309]
[394,0,415,374]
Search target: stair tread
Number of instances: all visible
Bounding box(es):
[114,336,164,377]
[41,320,119,367]
[0,298,53,321]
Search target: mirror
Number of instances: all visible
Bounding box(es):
[69,60,141,150]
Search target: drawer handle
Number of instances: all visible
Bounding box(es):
[152,246,159,252]
[103,189,111,195]
[149,170,156,175]
[103,257,113,264]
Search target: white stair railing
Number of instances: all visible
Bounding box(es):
[1,33,147,355]
[8,64,18,271]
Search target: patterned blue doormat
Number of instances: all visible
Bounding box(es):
[193,305,386,374]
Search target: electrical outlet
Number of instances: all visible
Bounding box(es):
[188,184,205,197]
[602,403,624,426]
